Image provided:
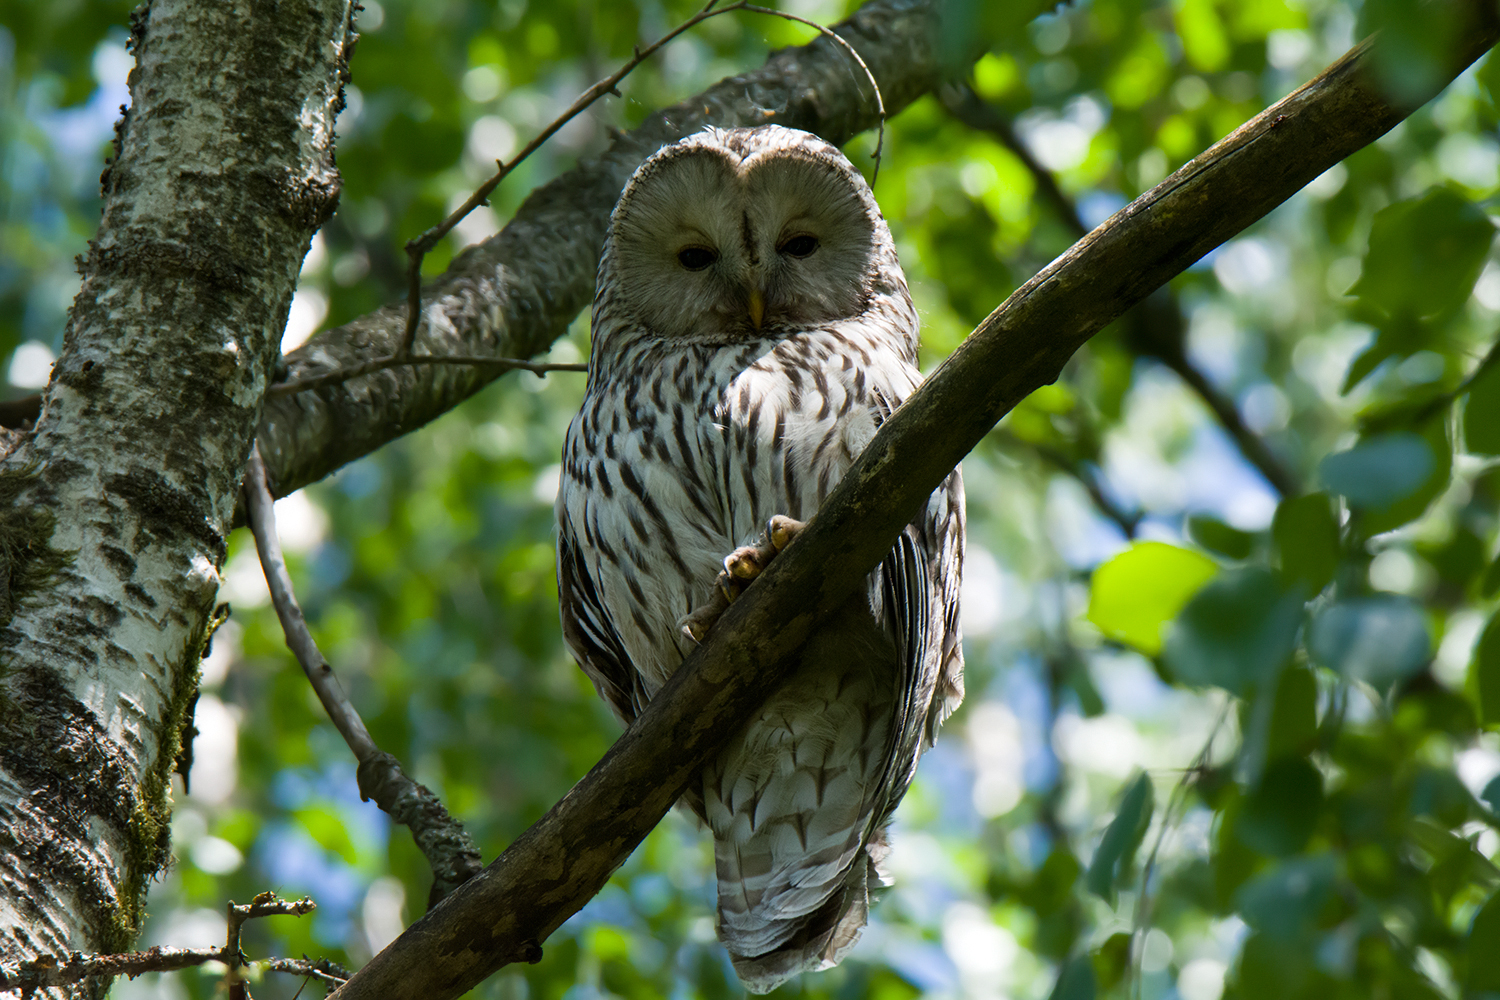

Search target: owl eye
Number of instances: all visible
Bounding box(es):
[677,246,718,271]
[778,234,819,258]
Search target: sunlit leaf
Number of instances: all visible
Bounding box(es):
[1087,542,1219,654]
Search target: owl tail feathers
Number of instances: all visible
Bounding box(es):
[726,835,890,994]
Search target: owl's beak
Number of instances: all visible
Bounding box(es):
[747,288,765,330]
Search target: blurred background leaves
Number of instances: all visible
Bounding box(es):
[7,0,1500,997]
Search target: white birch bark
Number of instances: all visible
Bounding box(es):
[0,2,354,995]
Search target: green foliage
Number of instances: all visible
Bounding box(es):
[1087,542,1218,653]
[6,0,1500,998]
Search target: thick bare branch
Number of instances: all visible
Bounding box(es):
[329,7,1500,999]
[255,0,970,502]
[244,446,483,901]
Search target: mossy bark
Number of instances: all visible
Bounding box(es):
[0,0,355,993]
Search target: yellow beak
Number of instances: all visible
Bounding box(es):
[747,288,765,330]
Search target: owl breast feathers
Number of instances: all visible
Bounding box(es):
[556,124,964,993]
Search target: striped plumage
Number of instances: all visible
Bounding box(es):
[556,126,964,993]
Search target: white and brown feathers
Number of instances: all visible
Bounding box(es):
[556,125,964,993]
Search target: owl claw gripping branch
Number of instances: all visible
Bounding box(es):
[556,126,965,993]
[678,514,805,643]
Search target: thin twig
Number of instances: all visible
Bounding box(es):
[992,428,1141,537]
[225,892,317,988]
[940,84,1084,234]
[266,354,586,398]
[283,0,886,402]
[0,892,339,991]
[1129,698,1232,1000]
[741,3,886,182]
[394,0,748,362]
[243,444,484,901]
[945,83,1300,498]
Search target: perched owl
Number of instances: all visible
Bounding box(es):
[556,125,964,993]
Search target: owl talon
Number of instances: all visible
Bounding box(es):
[684,515,806,641]
[767,514,804,552]
[679,585,732,643]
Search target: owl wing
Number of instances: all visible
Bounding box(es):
[868,467,964,836]
[557,516,650,726]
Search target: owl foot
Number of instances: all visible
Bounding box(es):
[679,515,806,643]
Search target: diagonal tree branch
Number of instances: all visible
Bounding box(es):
[942,83,1300,498]
[329,7,1500,999]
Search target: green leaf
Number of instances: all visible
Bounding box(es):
[1173,0,1229,72]
[1187,515,1254,560]
[1265,666,1318,767]
[1091,933,1132,992]
[1048,956,1096,1000]
[1465,356,1500,455]
[1319,433,1434,507]
[1349,187,1494,320]
[1470,890,1500,993]
[1273,493,1340,594]
[1234,758,1323,857]
[1234,854,1338,941]
[1308,595,1430,688]
[1472,612,1500,725]
[1163,567,1303,695]
[1318,420,1452,535]
[292,806,358,865]
[1086,773,1154,905]
[1087,542,1219,654]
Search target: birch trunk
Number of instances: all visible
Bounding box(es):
[0,2,353,994]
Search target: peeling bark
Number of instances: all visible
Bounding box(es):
[0,1,355,992]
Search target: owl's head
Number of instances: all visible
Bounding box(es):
[598,125,901,345]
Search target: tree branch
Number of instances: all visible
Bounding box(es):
[330,7,1500,999]
[0,892,342,992]
[244,445,484,902]
[942,83,1301,498]
[253,0,991,503]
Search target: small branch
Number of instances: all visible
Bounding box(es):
[940,84,1086,235]
[1128,700,1231,1000]
[944,83,1300,498]
[741,3,886,181]
[266,354,586,398]
[0,892,342,991]
[393,0,752,362]
[243,444,484,901]
[285,1,884,405]
[991,428,1140,537]
[225,892,316,987]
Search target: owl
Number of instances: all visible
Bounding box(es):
[556,125,964,993]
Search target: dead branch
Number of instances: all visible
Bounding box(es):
[243,444,484,901]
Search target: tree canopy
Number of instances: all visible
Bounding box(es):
[6,0,1500,998]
